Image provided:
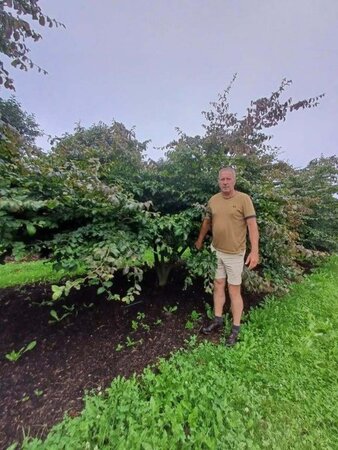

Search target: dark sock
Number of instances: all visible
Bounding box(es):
[232,325,240,334]
[214,315,223,324]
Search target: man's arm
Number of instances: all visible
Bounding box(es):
[195,218,211,250]
[245,217,259,269]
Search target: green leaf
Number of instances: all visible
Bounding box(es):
[50,310,59,321]
[24,340,37,352]
[26,223,37,236]
[51,285,64,301]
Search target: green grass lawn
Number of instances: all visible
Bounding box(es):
[0,260,69,288]
[20,255,338,450]
[0,249,157,289]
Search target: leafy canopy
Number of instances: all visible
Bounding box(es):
[0,95,41,145]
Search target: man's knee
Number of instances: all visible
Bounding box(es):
[214,278,226,290]
[228,283,242,299]
[228,283,241,290]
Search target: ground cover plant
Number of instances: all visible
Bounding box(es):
[17,256,338,450]
[5,339,36,362]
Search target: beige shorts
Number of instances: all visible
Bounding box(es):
[211,245,245,285]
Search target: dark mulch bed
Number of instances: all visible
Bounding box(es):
[0,269,263,449]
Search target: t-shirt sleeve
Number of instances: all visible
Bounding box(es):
[243,195,256,219]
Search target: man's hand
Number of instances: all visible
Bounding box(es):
[195,240,203,250]
[195,219,210,251]
[245,251,259,270]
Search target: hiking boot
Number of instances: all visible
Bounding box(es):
[225,331,239,346]
[201,319,223,335]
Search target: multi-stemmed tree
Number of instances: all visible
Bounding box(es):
[1,80,336,304]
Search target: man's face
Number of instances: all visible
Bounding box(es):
[218,170,236,195]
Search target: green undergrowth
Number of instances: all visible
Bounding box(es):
[19,256,338,450]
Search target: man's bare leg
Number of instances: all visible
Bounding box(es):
[214,278,226,317]
[228,284,243,326]
[201,278,225,334]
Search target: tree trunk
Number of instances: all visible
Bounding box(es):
[155,262,174,287]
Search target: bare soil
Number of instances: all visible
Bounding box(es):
[0,269,263,449]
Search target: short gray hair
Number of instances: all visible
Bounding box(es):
[218,167,236,180]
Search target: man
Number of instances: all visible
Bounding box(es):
[195,167,259,346]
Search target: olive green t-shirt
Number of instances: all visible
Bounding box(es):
[205,191,256,254]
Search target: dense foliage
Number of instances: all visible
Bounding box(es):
[0,81,337,303]
[0,96,41,145]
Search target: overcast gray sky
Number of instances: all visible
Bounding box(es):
[2,0,338,167]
